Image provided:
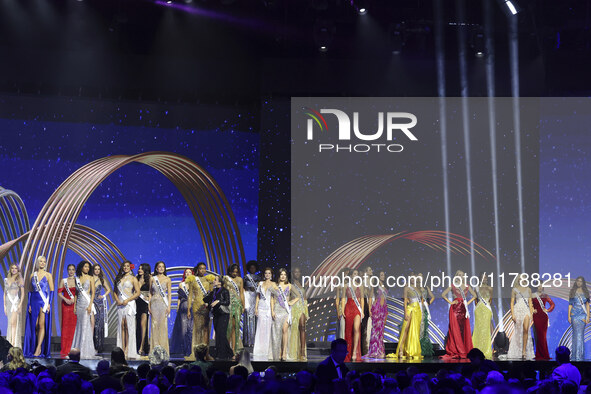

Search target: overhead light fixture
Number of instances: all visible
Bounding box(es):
[496,0,520,16]
[314,18,335,53]
[388,23,405,55]
[350,0,367,15]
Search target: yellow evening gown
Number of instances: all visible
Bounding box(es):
[472,288,493,359]
[399,290,422,358]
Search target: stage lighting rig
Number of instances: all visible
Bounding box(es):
[314,18,335,53]
[388,23,405,55]
[350,0,367,15]
[496,0,520,16]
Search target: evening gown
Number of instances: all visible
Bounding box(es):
[4,278,23,348]
[136,281,150,354]
[93,280,107,353]
[399,287,422,358]
[444,285,473,359]
[270,285,291,361]
[71,279,97,359]
[186,275,211,354]
[170,281,193,356]
[288,282,309,360]
[24,275,54,358]
[252,283,272,360]
[226,277,244,352]
[59,281,77,358]
[569,293,589,361]
[243,273,260,347]
[472,286,493,359]
[532,292,554,360]
[344,286,362,362]
[203,287,233,359]
[366,286,388,358]
[507,288,535,360]
[116,277,139,360]
[419,288,434,357]
[149,279,170,355]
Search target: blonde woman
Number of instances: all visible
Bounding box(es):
[24,256,54,357]
[441,270,476,359]
[1,347,30,371]
[4,263,24,348]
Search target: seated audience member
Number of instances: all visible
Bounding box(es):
[1,347,30,372]
[226,374,244,394]
[91,359,122,393]
[190,344,212,376]
[110,347,132,378]
[230,365,249,382]
[316,338,349,388]
[468,348,500,374]
[552,346,581,387]
[59,372,83,392]
[210,371,228,394]
[143,384,160,394]
[230,349,254,375]
[56,349,93,382]
[137,362,151,392]
[120,370,139,394]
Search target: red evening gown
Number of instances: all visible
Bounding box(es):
[59,286,77,357]
[532,294,555,359]
[344,287,362,362]
[444,285,473,359]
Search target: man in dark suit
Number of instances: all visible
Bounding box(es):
[315,338,350,388]
[91,359,122,393]
[56,348,94,382]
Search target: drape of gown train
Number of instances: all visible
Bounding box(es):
[71,279,98,359]
[507,288,535,360]
[252,283,272,360]
[270,286,291,361]
[532,294,554,360]
[116,278,139,360]
[5,279,23,349]
[366,286,388,358]
[287,283,308,360]
[399,292,422,359]
[444,286,473,359]
[170,283,193,356]
[149,279,170,355]
[24,276,54,358]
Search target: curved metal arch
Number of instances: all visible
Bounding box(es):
[19,152,246,300]
[0,186,30,286]
[307,230,496,299]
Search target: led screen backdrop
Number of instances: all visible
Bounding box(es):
[0,95,259,334]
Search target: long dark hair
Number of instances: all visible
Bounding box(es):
[137,263,151,284]
[569,276,590,299]
[277,268,289,284]
[153,261,167,276]
[93,263,105,286]
[76,261,91,277]
[115,261,131,290]
[227,263,240,276]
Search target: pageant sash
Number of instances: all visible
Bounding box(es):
[278,285,292,325]
[154,276,169,307]
[476,287,492,312]
[180,282,189,297]
[535,293,549,327]
[103,297,109,336]
[349,286,363,315]
[457,286,470,319]
[63,278,75,299]
[4,278,19,313]
[226,276,240,296]
[419,288,430,319]
[195,276,209,297]
[257,283,267,301]
[294,283,305,305]
[76,277,97,314]
[117,281,135,316]
[245,273,258,291]
[34,272,50,313]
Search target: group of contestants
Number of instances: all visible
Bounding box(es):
[3,258,311,362]
[4,259,590,362]
[334,269,589,361]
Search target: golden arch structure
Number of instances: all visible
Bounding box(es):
[11,152,245,329]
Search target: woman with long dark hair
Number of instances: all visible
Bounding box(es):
[93,263,112,353]
[271,268,293,361]
[24,256,54,358]
[58,264,77,358]
[136,263,151,355]
[288,267,308,361]
[203,275,234,359]
[569,276,590,361]
[113,261,140,360]
[71,260,97,359]
[170,268,194,356]
[225,263,245,354]
[252,267,274,360]
[4,263,24,348]
[149,261,172,355]
[507,274,534,360]
[532,283,554,360]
